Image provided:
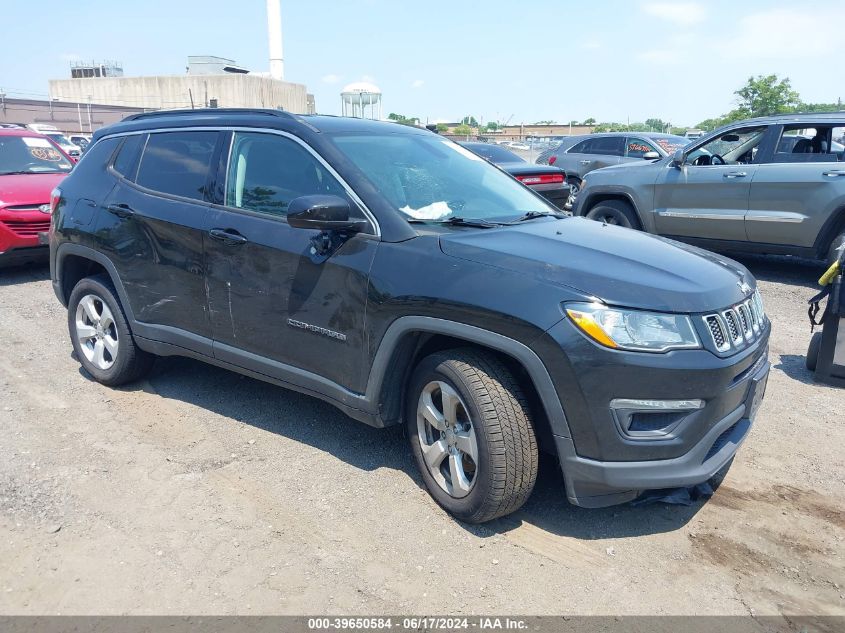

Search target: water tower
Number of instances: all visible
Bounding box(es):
[341,82,382,119]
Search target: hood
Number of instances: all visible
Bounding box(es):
[0,173,67,207]
[439,217,754,313]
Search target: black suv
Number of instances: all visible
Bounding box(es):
[50,109,771,523]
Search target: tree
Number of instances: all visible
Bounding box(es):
[734,74,801,118]
[435,123,449,133]
[582,118,596,126]
[461,116,478,127]
[453,123,472,137]
[645,118,666,132]
[387,112,419,126]
[534,120,557,125]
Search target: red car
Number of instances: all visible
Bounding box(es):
[0,128,73,266]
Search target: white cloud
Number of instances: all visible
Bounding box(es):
[411,79,424,89]
[361,74,377,84]
[722,7,845,59]
[321,74,341,84]
[641,2,706,25]
[581,39,602,51]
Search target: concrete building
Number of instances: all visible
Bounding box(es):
[49,71,311,113]
[0,97,144,134]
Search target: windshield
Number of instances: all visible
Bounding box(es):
[329,133,553,222]
[46,133,74,147]
[0,136,73,174]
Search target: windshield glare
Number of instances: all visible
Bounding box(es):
[329,134,553,222]
[0,136,73,174]
[652,136,689,155]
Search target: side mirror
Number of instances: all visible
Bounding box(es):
[671,148,686,167]
[642,151,660,160]
[287,195,368,233]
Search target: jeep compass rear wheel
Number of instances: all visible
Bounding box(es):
[67,275,154,386]
[407,349,538,523]
[585,199,640,229]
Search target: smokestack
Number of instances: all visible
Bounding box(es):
[266,0,284,80]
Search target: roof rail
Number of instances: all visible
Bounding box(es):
[122,108,295,122]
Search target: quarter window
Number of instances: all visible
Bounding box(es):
[225,132,349,217]
[773,124,844,163]
[112,134,144,179]
[568,139,592,154]
[135,131,218,201]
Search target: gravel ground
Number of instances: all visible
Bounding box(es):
[0,254,842,617]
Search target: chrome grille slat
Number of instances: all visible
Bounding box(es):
[703,293,766,354]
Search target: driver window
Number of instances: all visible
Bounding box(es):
[626,137,658,158]
[686,127,767,166]
[225,132,350,217]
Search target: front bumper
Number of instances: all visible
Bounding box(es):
[532,312,771,507]
[554,356,768,507]
[0,209,51,266]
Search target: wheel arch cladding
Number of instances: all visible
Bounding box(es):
[56,244,135,322]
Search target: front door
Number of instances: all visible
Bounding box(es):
[653,125,770,241]
[204,131,379,394]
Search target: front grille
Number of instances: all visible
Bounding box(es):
[1,219,51,237]
[703,293,766,354]
[6,204,46,212]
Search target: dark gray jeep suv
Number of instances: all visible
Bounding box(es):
[49,109,770,522]
[574,113,845,264]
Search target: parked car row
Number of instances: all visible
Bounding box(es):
[44,108,771,523]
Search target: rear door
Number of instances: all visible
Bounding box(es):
[653,125,772,241]
[204,130,379,394]
[96,130,221,346]
[747,123,845,248]
[562,137,624,178]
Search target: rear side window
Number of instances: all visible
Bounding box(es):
[136,131,218,200]
[772,125,843,163]
[112,134,144,179]
[590,137,625,156]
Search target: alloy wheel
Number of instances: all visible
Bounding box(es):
[75,294,119,370]
[416,380,478,498]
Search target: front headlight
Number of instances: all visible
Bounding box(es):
[565,302,701,352]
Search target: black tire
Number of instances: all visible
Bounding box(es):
[826,229,845,267]
[585,199,641,229]
[406,348,538,523]
[67,274,154,386]
[806,331,822,372]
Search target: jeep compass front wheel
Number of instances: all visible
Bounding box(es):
[406,349,538,523]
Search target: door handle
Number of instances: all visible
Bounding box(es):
[579,160,591,164]
[209,228,248,245]
[723,171,747,179]
[822,170,845,177]
[106,203,135,218]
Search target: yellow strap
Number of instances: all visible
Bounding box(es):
[819,260,840,286]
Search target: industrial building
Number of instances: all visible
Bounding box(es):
[47,0,314,114]
[0,96,144,134]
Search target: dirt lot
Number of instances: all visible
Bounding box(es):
[0,254,842,618]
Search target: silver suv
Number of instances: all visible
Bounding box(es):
[541,132,689,197]
[573,114,845,264]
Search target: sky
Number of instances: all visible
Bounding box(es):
[2,0,844,127]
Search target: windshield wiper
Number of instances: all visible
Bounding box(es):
[0,170,38,176]
[506,210,568,223]
[437,217,500,228]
